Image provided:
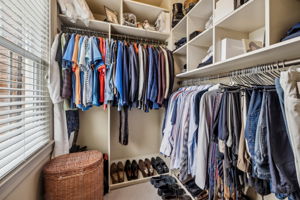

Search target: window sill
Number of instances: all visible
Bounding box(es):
[0,141,54,199]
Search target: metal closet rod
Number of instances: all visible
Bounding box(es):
[61,26,167,45]
[180,57,300,85]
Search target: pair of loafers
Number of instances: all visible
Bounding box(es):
[125,160,139,181]
[110,162,124,184]
[138,158,155,177]
[151,157,169,174]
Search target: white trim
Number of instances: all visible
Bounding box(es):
[0,141,54,200]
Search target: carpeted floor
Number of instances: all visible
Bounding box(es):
[104,182,161,200]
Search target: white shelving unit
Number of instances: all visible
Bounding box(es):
[61,0,170,41]
[172,0,300,78]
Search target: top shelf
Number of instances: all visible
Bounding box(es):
[189,0,213,19]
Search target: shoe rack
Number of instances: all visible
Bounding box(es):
[171,0,300,79]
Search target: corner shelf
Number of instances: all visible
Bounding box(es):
[188,28,213,47]
[109,153,170,190]
[188,0,213,19]
[176,37,300,78]
[173,44,187,56]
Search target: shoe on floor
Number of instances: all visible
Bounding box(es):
[131,160,139,179]
[156,157,169,173]
[151,157,164,174]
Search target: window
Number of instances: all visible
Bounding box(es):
[0,0,51,179]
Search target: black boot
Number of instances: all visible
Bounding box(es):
[172,3,184,28]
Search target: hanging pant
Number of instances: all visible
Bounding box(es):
[119,106,129,145]
[280,70,300,187]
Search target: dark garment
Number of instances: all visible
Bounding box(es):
[197,56,213,68]
[167,50,175,97]
[150,48,159,109]
[66,110,79,136]
[119,106,129,145]
[157,49,162,105]
[174,37,187,49]
[266,91,300,195]
[281,22,300,42]
[160,50,166,104]
[55,33,63,97]
[122,44,129,106]
[128,45,138,107]
[189,30,202,40]
[218,91,229,141]
[142,47,149,112]
[62,69,72,98]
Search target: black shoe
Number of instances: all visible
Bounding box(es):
[125,160,132,181]
[150,175,169,185]
[156,157,169,173]
[151,157,164,174]
[153,176,177,188]
[158,184,179,196]
[131,160,139,179]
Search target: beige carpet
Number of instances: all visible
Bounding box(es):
[104,182,161,200]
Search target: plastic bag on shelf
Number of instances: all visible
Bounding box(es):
[72,0,95,26]
[58,0,77,23]
[155,11,170,33]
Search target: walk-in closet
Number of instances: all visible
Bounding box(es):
[1,0,300,200]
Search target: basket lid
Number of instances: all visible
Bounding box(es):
[43,150,103,175]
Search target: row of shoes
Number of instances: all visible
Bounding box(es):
[183,179,208,199]
[110,157,169,184]
[151,175,192,200]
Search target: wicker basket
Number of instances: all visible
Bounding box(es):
[43,151,103,200]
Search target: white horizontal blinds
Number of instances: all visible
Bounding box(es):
[0,0,49,61]
[0,0,50,179]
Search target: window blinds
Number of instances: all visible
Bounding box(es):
[0,0,51,179]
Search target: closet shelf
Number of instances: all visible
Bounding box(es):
[110,153,170,190]
[188,28,213,47]
[111,24,169,40]
[172,174,196,200]
[188,0,213,19]
[214,0,265,32]
[59,14,110,33]
[173,44,187,56]
[123,0,169,23]
[59,14,169,41]
[176,37,300,78]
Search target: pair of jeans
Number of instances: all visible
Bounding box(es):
[244,89,263,159]
[253,91,271,180]
[265,90,300,195]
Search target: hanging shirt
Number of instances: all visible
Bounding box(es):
[98,37,106,105]
[129,44,138,107]
[122,43,129,106]
[150,47,159,109]
[115,41,124,110]
[138,44,144,108]
[92,37,104,106]
[72,34,81,106]
[105,40,116,105]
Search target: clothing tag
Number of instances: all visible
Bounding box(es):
[297,82,300,95]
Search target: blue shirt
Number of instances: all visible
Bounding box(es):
[91,37,104,106]
[115,41,124,110]
[122,44,129,106]
[62,33,75,69]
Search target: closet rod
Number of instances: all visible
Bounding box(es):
[179,57,300,85]
[61,26,167,45]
